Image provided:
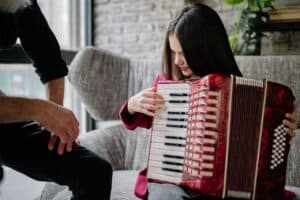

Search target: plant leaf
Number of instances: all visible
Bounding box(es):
[224,0,244,5]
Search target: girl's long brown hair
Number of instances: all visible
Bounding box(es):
[162,3,242,80]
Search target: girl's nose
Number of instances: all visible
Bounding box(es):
[174,54,183,66]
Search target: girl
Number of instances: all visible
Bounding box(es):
[120,3,297,200]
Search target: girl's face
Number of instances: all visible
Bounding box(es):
[169,35,195,79]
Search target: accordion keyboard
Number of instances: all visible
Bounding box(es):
[148,82,221,184]
[148,83,190,183]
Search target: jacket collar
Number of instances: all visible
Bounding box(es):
[0,0,31,13]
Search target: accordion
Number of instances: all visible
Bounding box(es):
[147,74,295,200]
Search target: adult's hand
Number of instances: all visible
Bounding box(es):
[45,77,78,155]
[48,134,80,155]
[37,100,79,146]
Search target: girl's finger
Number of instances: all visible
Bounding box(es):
[284,127,295,137]
[283,119,297,130]
[141,108,155,117]
[285,113,296,121]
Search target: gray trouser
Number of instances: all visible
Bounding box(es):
[148,183,213,200]
[148,183,190,200]
[148,183,300,200]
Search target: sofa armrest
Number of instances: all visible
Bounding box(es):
[79,124,127,170]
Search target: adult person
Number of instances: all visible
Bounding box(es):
[0,0,112,199]
[119,3,297,200]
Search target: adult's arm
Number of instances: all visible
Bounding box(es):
[0,95,79,145]
[45,77,64,105]
[14,0,68,84]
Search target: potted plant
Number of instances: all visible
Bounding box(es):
[225,0,274,55]
[185,0,274,55]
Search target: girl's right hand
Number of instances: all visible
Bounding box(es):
[127,87,165,117]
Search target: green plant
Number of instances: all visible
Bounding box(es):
[225,0,274,55]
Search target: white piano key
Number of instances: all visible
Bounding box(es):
[149,160,183,171]
[153,119,188,127]
[155,115,188,121]
[162,96,190,101]
[150,148,185,157]
[164,104,189,110]
[151,135,186,145]
[150,142,185,152]
[149,154,184,164]
[152,126,187,134]
[148,168,182,184]
[157,83,190,90]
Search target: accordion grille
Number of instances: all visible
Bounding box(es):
[226,77,266,198]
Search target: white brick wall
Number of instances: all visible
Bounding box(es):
[93,0,184,59]
[93,0,300,57]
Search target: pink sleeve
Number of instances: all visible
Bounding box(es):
[134,168,148,199]
[119,100,153,130]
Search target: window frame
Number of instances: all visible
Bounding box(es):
[0,0,95,132]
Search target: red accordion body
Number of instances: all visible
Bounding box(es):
[147,74,295,200]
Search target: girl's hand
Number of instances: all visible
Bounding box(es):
[127,87,165,117]
[283,104,297,143]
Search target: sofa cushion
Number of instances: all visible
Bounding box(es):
[40,182,70,200]
[80,124,150,171]
[111,170,140,200]
[40,170,140,200]
[79,126,127,170]
[124,127,150,170]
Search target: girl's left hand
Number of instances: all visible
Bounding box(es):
[283,106,297,142]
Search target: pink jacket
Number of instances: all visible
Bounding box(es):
[119,74,295,200]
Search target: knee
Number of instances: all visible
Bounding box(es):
[86,157,112,182]
[99,159,113,180]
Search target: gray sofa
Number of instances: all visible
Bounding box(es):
[40,47,300,200]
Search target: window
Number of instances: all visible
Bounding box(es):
[38,0,72,49]
[0,0,92,132]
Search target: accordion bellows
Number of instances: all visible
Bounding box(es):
[147,74,295,200]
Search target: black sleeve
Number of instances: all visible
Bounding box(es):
[14,0,68,84]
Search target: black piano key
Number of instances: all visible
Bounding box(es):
[169,93,188,97]
[166,124,187,128]
[167,111,188,115]
[168,100,189,103]
[162,161,183,166]
[163,154,184,159]
[167,117,187,121]
[164,143,185,147]
[162,168,182,173]
[165,136,185,140]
